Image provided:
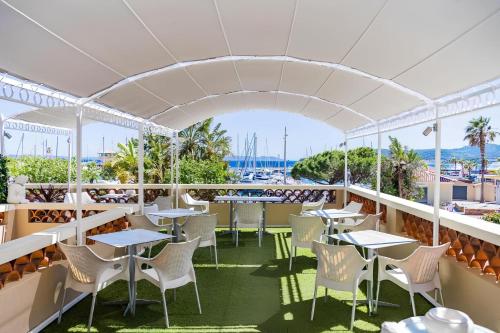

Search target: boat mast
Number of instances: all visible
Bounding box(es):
[283,127,287,184]
[253,133,257,175]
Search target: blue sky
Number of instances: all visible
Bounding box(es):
[1,99,499,160]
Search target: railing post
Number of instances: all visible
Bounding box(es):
[170,131,174,199]
[138,123,144,214]
[75,106,83,245]
[343,135,348,207]
[376,125,382,215]
[175,131,180,208]
[433,115,441,246]
[67,135,72,193]
[0,115,5,156]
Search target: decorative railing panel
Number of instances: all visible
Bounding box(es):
[29,209,102,223]
[402,212,500,282]
[186,188,336,203]
[349,193,387,223]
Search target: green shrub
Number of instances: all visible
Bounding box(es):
[0,155,8,203]
[483,212,500,224]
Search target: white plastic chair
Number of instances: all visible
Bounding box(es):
[341,201,363,224]
[182,214,218,269]
[234,202,264,247]
[57,242,128,332]
[64,192,96,204]
[181,193,209,213]
[134,237,202,328]
[381,322,411,333]
[333,212,382,235]
[300,195,326,214]
[153,196,173,210]
[376,242,450,316]
[288,214,325,271]
[311,241,373,331]
[143,203,161,225]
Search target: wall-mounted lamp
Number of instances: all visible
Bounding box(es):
[422,123,438,136]
[339,141,346,148]
[4,132,12,139]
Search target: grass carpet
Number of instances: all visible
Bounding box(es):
[43,229,432,332]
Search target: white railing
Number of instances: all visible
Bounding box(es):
[348,185,500,246]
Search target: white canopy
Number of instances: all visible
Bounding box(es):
[0,0,499,133]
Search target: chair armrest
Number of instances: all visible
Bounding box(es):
[377,255,405,269]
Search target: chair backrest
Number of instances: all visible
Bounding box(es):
[344,201,363,213]
[354,213,382,232]
[143,204,160,224]
[234,202,263,225]
[153,196,173,210]
[58,242,104,284]
[182,214,218,242]
[181,193,195,205]
[313,241,367,283]
[64,192,95,204]
[151,237,201,281]
[126,213,159,230]
[289,214,325,246]
[403,242,450,284]
[301,195,326,213]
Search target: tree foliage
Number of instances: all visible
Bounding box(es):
[291,147,376,184]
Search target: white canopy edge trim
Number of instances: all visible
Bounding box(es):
[346,76,500,139]
[5,118,72,136]
[87,55,432,104]
[149,90,375,123]
[0,72,173,136]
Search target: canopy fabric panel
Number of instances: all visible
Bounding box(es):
[0,0,499,133]
[11,106,94,129]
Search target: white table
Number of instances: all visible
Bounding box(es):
[399,316,494,333]
[214,195,283,239]
[304,208,364,237]
[329,230,417,313]
[148,208,203,242]
[88,229,174,316]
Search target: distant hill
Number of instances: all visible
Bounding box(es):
[382,143,500,162]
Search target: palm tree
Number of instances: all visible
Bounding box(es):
[463,160,477,177]
[179,118,231,160]
[448,156,460,172]
[388,136,425,199]
[464,116,497,202]
[112,139,138,180]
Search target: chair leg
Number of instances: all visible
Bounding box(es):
[310,285,318,321]
[147,245,152,259]
[410,292,416,316]
[173,289,176,302]
[161,291,170,328]
[258,227,262,247]
[439,288,444,306]
[375,280,382,313]
[194,282,202,314]
[324,288,328,303]
[88,293,97,332]
[288,244,293,271]
[350,290,357,331]
[58,287,67,324]
[209,245,213,262]
[214,244,219,270]
[236,228,239,247]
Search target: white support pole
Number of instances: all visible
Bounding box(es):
[67,135,72,193]
[175,131,180,208]
[433,116,442,246]
[283,127,287,185]
[0,116,5,156]
[344,135,348,207]
[75,107,83,245]
[376,126,382,214]
[138,123,145,214]
[170,132,174,198]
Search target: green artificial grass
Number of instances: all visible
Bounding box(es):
[44,229,432,333]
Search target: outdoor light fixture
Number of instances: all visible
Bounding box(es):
[422,123,437,136]
[4,132,12,139]
[339,141,346,148]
